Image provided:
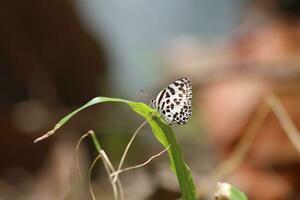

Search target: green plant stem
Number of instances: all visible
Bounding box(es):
[89,130,102,153]
[35,97,197,200]
[88,130,124,200]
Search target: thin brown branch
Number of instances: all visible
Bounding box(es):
[99,150,124,200]
[76,132,92,180]
[89,154,102,200]
[83,130,124,200]
[89,150,123,200]
[113,120,148,183]
[267,93,300,154]
[111,145,170,178]
[212,101,270,180]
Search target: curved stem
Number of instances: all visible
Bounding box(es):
[113,120,148,183]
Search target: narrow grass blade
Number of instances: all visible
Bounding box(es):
[35,97,197,200]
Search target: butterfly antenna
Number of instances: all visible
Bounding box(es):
[140,90,150,96]
[140,90,155,107]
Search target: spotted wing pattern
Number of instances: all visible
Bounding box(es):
[151,77,192,125]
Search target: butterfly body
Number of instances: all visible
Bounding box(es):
[151,77,192,125]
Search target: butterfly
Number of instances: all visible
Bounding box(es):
[151,77,192,125]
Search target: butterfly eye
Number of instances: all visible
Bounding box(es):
[150,98,155,105]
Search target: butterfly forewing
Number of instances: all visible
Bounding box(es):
[152,77,192,125]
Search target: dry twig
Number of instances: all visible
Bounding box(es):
[89,154,103,200]
[212,101,270,180]
[111,145,170,178]
[267,93,300,154]
[76,132,92,180]
[113,120,148,183]
[76,130,124,200]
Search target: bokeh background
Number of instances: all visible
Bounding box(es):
[1,0,300,199]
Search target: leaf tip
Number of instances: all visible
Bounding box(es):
[33,129,56,143]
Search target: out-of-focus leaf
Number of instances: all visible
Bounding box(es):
[215,182,248,200]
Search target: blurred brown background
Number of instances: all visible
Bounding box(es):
[0,0,107,199]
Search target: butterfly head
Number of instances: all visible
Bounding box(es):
[150,98,156,108]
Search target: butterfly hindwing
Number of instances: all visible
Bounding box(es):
[152,77,192,125]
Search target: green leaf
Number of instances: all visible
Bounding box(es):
[36,96,197,200]
[230,185,248,200]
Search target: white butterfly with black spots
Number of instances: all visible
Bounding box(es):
[151,77,192,125]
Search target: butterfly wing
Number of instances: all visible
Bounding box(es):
[153,77,192,125]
